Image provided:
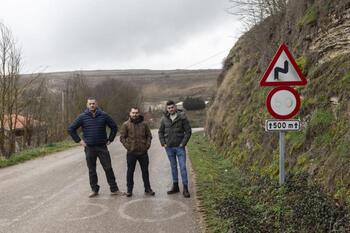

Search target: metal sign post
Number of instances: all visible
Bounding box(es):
[279,131,285,185]
[260,43,307,186]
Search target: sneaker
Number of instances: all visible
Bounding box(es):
[145,189,155,196]
[111,190,124,196]
[88,191,99,198]
[126,192,133,197]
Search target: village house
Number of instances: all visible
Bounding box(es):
[1,114,43,152]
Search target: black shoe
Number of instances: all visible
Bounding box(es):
[167,182,180,194]
[183,185,190,198]
[145,189,155,196]
[126,192,132,197]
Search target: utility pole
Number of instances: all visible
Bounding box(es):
[61,91,64,125]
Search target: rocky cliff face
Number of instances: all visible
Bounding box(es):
[310,6,350,64]
[206,0,350,196]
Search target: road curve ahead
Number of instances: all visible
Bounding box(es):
[0,129,203,233]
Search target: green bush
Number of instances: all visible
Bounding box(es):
[296,56,309,75]
[218,173,350,233]
[307,109,334,138]
[183,97,206,110]
[298,5,318,27]
[218,196,260,233]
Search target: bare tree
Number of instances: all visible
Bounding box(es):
[92,79,142,122]
[228,0,287,28]
[19,75,142,147]
[61,72,91,130]
[20,78,51,147]
[0,22,145,157]
[23,73,91,145]
[0,22,22,157]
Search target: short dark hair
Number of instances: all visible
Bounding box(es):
[129,106,139,112]
[87,97,96,101]
[166,100,175,106]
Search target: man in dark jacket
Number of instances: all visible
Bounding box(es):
[68,97,122,197]
[120,107,155,197]
[158,100,192,198]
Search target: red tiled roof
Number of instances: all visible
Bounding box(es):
[2,114,40,130]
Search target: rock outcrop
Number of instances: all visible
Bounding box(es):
[206,0,350,194]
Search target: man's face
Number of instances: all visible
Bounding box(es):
[87,99,97,111]
[166,104,176,114]
[129,108,140,119]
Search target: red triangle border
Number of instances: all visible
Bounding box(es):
[260,43,307,86]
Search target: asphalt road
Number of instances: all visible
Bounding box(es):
[0,129,203,233]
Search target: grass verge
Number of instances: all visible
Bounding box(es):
[0,140,77,168]
[188,132,350,233]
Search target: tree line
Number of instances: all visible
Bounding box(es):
[0,23,141,158]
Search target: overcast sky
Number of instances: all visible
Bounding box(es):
[0,0,242,73]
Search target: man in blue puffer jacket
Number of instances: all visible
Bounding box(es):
[68,97,122,197]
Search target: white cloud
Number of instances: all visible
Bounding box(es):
[0,0,242,73]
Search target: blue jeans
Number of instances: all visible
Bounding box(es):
[165,147,188,186]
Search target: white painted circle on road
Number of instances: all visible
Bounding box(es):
[60,203,109,221]
[118,198,189,223]
[0,218,11,227]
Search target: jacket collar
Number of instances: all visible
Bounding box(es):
[129,115,144,124]
[85,108,102,117]
[164,109,183,122]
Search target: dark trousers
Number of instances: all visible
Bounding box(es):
[85,145,118,192]
[126,152,151,193]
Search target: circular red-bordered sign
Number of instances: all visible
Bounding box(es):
[266,86,300,119]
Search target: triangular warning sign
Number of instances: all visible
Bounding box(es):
[260,44,307,86]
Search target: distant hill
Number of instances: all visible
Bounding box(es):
[20,69,220,103]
